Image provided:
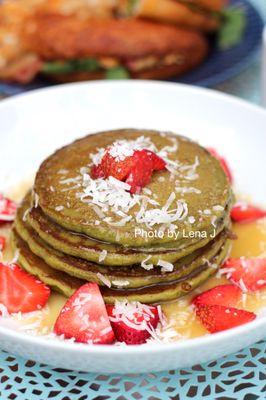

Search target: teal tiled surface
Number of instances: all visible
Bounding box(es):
[0,341,265,400]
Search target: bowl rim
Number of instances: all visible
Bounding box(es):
[0,79,265,355]
[1,79,266,117]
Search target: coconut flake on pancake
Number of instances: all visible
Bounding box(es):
[76,172,188,228]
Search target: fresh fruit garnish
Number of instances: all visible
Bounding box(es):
[106,301,160,345]
[91,148,166,194]
[193,284,242,308]
[195,304,256,333]
[0,236,6,252]
[54,283,115,344]
[231,202,266,223]
[222,258,266,292]
[0,262,50,314]
[207,147,233,183]
[0,194,17,222]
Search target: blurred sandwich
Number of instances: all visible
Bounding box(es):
[0,0,246,84]
[0,0,116,83]
[2,13,208,83]
[117,0,229,31]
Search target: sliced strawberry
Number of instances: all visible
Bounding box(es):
[91,151,135,181]
[208,147,233,183]
[126,150,154,194]
[54,283,115,344]
[106,301,159,345]
[149,151,167,170]
[91,163,105,179]
[193,285,242,308]
[91,148,166,194]
[231,202,266,223]
[195,304,256,333]
[0,236,6,252]
[222,258,266,292]
[0,262,50,314]
[0,194,17,222]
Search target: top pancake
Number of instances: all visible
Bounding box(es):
[35,129,233,247]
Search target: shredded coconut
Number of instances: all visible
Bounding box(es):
[22,207,31,222]
[0,303,9,318]
[91,136,157,164]
[213,205,224,211]
[109,301,157,332]
[33,192,39,208]
[55,206,64,211]
[97,273,111,288]
[141,255,154,270]
[98,250,107,263]
[157,260,174,273]
[59,135,200,230]
[112,280,130,287]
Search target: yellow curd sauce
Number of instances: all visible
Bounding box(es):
[0,183,265,342]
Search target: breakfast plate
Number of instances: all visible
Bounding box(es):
[0,80,265,373]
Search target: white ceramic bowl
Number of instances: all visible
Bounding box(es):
[0,81,265,373]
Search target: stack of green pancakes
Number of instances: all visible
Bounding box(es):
[12,129,234,304]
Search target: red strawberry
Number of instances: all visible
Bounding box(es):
[91,151,135,181]
[193,285,242,308]
[222,258,266,292]
[54,283,115,344]
[106,301,159,345]
[0,236,6,252]
[230,202,266,223]
[195,304,256,333]
[0,262,50,314]
[208,147,233,183]
[91,163,105,179]
[126,150,154,194]
[0,194,17,222]
[91,148,166,194]
[148,151,166,170]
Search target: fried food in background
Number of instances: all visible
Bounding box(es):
[0,0,42,81]
[22,14,208,82]
[0,0,116,82]
[117,0,229,32]
[0,0,243,84]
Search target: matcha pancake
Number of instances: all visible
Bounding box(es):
[12,230,230,304]
[14,200,230,289]
[11,231,83,298]
[100,241,230,304]
[34,129,233,247]
[25,192,230,266]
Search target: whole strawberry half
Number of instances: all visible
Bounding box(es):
[0,236,6,252]
[193,284,242,308]
[106,302,160,345]
[207,147,233,183]
[91,148,166,194]
[231,202,266,223]
[222,258,266,292]
[0,262,50,314]
[0,194,17,223]
[195,304,256,333]
[54,283,115,344]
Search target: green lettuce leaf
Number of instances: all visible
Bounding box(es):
[105,67,130,80]
[42,58,100,74]
[218,7,247,50]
